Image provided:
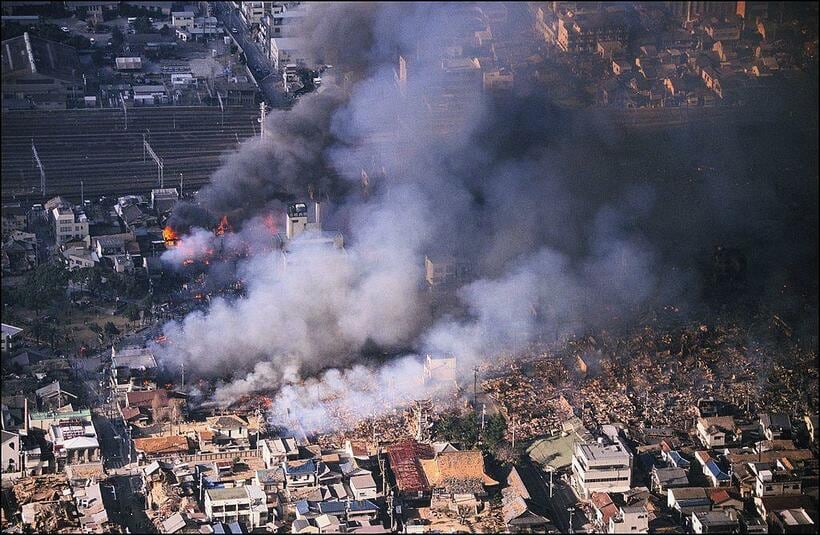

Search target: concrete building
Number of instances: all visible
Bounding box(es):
[204,485,269,529]
[260,437,298,469]
[48,417,100,469]
[608,505,649,534]
[52,204,89,245]
[572,425,633,498]
[1,430,20,473]
[423,354,457,384]
[240,1,266,26]
[110,346,158,394]
[269,37,307,71]
[749,461,802,497]
[1,323,24,353]
[691,510,739,534]
[557,12,628,53]
[171,11,195,29]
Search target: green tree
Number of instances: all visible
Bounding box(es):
[111,25,124,48]
[104,321,120,339]
[133,16,153,34]
[124,303,141,323]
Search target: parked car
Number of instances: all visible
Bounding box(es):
[61,26,70,33]
[231,27,238,33]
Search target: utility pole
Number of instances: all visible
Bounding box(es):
[259,102,268,139]
[179,172,184,197]
[121,93,127,131]
[80,180,84,205]
[512,418,517,449]
[473,365,478,410]
[481,404,486,432]
[181,361,185,388]
[31,140,45,196]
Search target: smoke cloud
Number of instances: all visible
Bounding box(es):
[157,3,817,432]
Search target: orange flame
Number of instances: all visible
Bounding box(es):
[215,215,232,236]
[163,226,180,244]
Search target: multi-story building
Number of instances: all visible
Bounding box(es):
[572,425,633,498]
[748,461,803,497]
[240,1,267,27]
[110,346,158,395]
[269,37,308,71]
[204,485,269,529]
[557,12,628,53]
[52,204,89,245]
[608,505,649,534]
[48,417,100,470]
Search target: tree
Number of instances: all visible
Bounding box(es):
[104,321,120,338]
[124,303,141,323]
[111,25,124,49]
[133,16,153,34]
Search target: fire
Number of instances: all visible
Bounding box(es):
[215,215,232,236]
[263,213,278,235]
[163,226,180,244]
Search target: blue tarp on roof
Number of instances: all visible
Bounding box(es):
[668,450,691,468]
[295,500,310,516]
[705,460,730,481]
[286,459,316,476]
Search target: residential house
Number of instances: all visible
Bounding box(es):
[204,485,269,529]
[760,413,792,441]
[35,381,78,411]
[609,505,649,534]
[501,466,551,533]
[133,435,190,461]
[652,466,690,495]
[697,416,739,448]
[205,414,252,451]
[748,461,802,497]
[696,452,732,487]
[691,510,739,534]
[349,473,378,500]
[419,450,498,514]
[591,492,619,531]
[667,487,712,519]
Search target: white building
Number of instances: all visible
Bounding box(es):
[572,425,633,498]
[270,37,307,70]
[171,11,195,29]
[1,430,20,474]
[608,505,649,534]
[269,3,309,38]
[240,1,266,26]
[1,323,24,353]
[691,510,739,534]
[48,418,100,469]
[349,473,378,500]
[424,354,457,384]
[260,437,299,469]
[204,485,268,528]
[52,205,89,244]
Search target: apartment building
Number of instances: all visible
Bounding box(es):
[572,425,633,498]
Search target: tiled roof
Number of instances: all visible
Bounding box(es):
[133,435,189,455]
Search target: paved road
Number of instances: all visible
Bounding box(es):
[531,464,590,533]
[214,2,285,106]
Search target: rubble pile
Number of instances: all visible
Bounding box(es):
[482,315,818,439]
[12,475,78,533]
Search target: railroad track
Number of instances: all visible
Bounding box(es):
[2,106,261,203]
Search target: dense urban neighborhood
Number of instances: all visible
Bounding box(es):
[1,1,818,534]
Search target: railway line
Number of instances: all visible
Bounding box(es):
[2,106,262,203]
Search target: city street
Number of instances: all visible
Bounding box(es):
[214,2,285,106]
